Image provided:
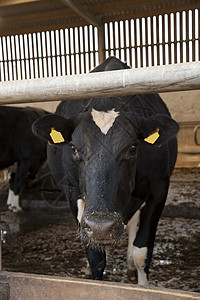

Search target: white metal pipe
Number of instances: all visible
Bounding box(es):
[0,62,200,105]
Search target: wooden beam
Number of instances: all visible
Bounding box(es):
[0,271,199,300]
[0,62,199,105]
[0,0,40,7]
[98,24,105,63]
[62,0,102,28]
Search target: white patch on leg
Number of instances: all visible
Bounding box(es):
[126,209,140,274]
[7,189,22,213]
[77,198,85,223]
[133,246,148,285]
[91,108,119,135]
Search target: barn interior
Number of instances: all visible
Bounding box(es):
[0,0,200,299]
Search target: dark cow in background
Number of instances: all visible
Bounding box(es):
[32,57,179,285]
[0,106,49,212]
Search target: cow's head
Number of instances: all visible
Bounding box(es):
[32,102,178,246]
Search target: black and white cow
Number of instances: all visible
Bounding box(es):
[0,106,49,212]
[32,57,179,285]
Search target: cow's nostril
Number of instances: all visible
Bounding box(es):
[83,216,118,241]
[85,225,92,232]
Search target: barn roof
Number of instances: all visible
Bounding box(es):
[0,0,200,36]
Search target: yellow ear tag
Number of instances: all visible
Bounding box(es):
[50,128,65,144]
[144,128,160,144]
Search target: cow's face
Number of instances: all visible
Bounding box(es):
[32,107,178,246]
[71,108,139,245]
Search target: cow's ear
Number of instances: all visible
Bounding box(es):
[139,114,179,146]
[32,114,74,146]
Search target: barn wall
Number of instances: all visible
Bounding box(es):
[9,90,200,122]
[162,90,200,122]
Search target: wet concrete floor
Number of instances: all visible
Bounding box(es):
[1,169,200,293]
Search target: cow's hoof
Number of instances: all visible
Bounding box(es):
[127,268,137,279]
[8,205,23,213]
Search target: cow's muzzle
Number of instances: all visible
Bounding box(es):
[81,212,124,246]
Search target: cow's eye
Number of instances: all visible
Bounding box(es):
[127,145,137,158]
[129,145,136,154]
[71,145,78,155]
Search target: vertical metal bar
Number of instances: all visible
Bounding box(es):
[33,33,37,78]
[73,28,77,74]
[87,26,91,71]
[156,16,160,66]
[192,9,196,61]
[173,13,177,64]
[93,26,97,67]
[128,20,132,67]
[22,34,27,79]
[59,29,65,76]
[197,9,200,61]
[145,17,149,67]
[134,19,138,68]
[39,32,44,78]
[36,33,40,78]
[51,30,55,77]
[52,30,57,77]
[18,35,24,79]
[186,10,189,62]
[123,20,127,62]
[27,34,32,79]
[196,9,200,60]
[56,30,61,76]
[159,15,163,66]
[6,36,11,81]
[31,33,36,78]
[3,37,8,80]
[168,14,172,65]
[68,28,72,75]
[89,26,94,70]
[151,16,154,67]
[58,29,62,76]
[125,20,129,65]
[180,12,183,63]
[163,14,166,65]
[107,23,111,58]
[9,36,15,80]
[45,31,50,77]
[14,35,19,80]
[118,21,121,60]
[82,26,86,73]
[0,37,5,81]
[62,29,67,76]
[65,29,69,75]
[112,21,116,57]
[139,18,144,67]
[77,27,81,74]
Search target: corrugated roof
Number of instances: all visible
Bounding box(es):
[0,0,199,36]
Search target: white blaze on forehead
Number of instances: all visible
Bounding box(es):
[91,108,120,135]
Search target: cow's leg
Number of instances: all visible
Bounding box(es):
[12,160,33,195]
[7,188,21,213]
[126,209,140,277]
[133,183,168,285]
[85,246,106,280]
[7,172,22,213]
[8,160,33,212]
